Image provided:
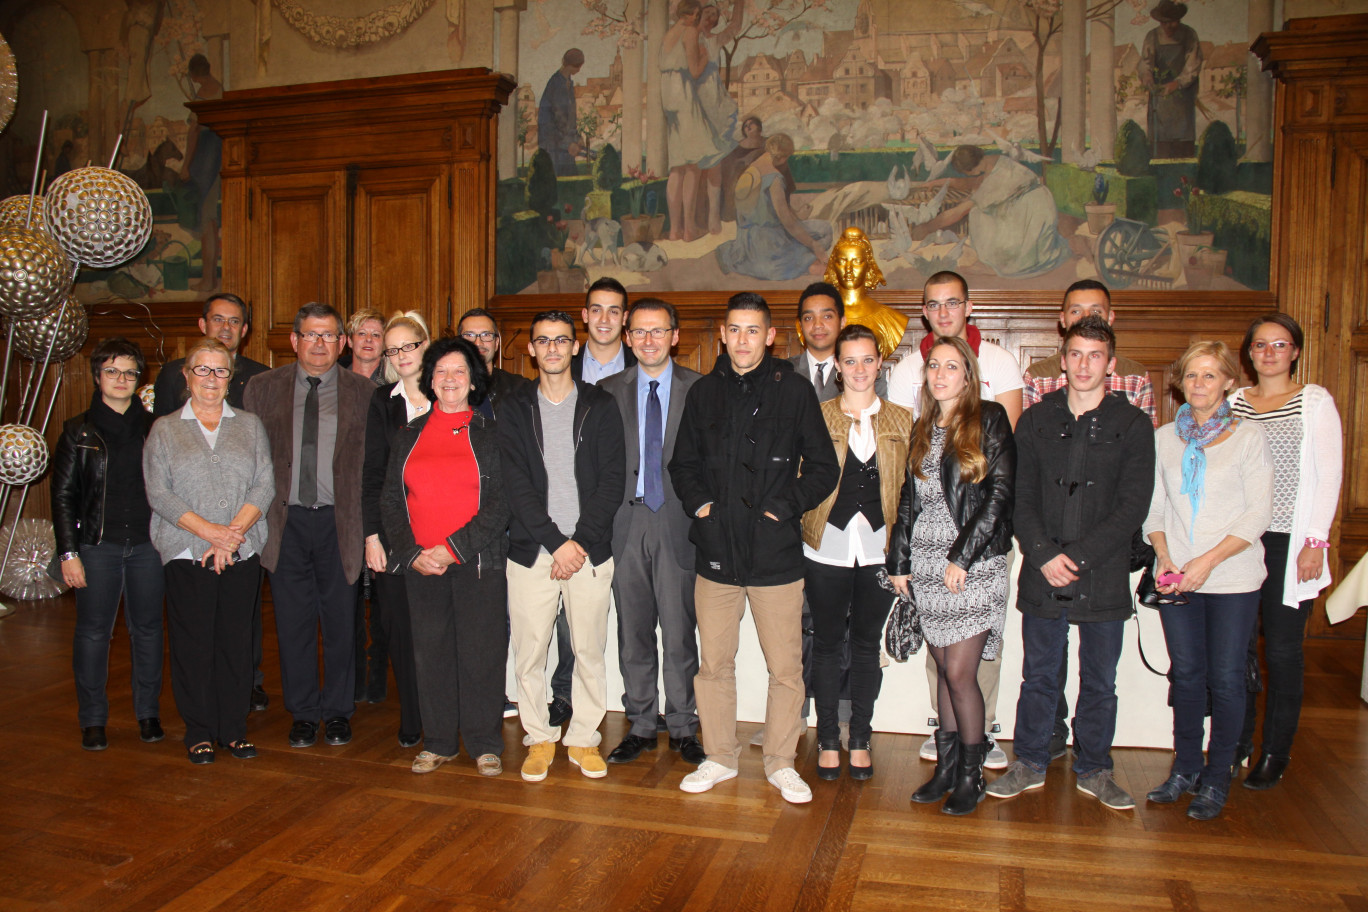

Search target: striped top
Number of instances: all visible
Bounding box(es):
[1230,389,1303,534]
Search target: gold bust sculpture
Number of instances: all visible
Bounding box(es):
[819,227,908,360]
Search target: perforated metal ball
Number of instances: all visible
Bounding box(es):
[0,226,73,321]
[0,194,43,229]
[138,384,156,413]
[42,166,152,269]
[0,424,48,486]
[10,295,88,363]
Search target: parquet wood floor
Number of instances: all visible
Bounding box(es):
[3,594,1367,911]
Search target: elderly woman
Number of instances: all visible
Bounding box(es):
[1144,341,1273,820]
[1232,315,1342,789]
[144,339,274,764]
[362,310,431,748]
[52,337,163,751]
[381,337,510,776]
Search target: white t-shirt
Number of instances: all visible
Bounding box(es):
[886,338,1023,416]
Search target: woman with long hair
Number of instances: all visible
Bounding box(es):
[888,335,1015,815]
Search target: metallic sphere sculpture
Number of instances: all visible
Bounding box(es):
[42,166,153,269]
[0,226,73,321]
[10,295,88,362]
[138,384,156,413]
[0,424,48,486]
[0,518,66,600]
[0,34,15,135]
[0,194,43,229]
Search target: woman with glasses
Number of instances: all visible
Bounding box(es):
[1231,315,1342,789]
[362,310,431,749]
[144,339,275,764]
[52,337,164,752]
[887,335,1015,815]
[1143,341,1273,819]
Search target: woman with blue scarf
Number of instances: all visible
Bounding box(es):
[1142,341,1273,820]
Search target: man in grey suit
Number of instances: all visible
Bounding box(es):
[788,282,845,403]
[600,299,706,765]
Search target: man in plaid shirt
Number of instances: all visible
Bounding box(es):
[1022,280,1157,428]
[1019,279,1158,762]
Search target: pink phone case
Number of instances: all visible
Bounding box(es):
[1157,571,1184,586]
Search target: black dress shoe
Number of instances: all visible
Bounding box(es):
[1243,753,1289,790]
[138,717,165,743]
[324,717,352,746]
[669,734,707,765]
[548,697,572,727]
[289,720,318,748]
[398,730,422,748]
[219,739,257,759]
[816,738,842,781]
[81,726,107,751]
[607,733,658,764]
[848,738,873,781]
[250,686,269,712]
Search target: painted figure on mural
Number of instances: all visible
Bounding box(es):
[717,133,831,281]
[538,48,584,176]
[692,0,743,235]
[821,227,908,361]
[1140,0,1203,158]
[180,53,222,292]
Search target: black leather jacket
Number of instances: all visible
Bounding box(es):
[887,401,1016,576]
[51,408,156,555]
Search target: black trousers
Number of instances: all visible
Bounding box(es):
[353,569,390,700]
[804,558,893,744]
[269,506,357,723]
[374,571,421,738]
[405,559,508,758]
[1241,531,1314,757]
[166,555,260,748]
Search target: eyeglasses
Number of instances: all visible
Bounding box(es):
[924,299,966,313]
[298,331,341,343]
[532,336,574,348]
[189,365,231,379]
[100,367,140,382]
[1251,340,1293,352]
[383,341,422,357]
[628,328,672,341]
[461,330,498,343]
[206,315,243,328]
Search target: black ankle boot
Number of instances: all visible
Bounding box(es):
[1242,753,1289,790]
[911,730,959,803]
[943,740,987,816]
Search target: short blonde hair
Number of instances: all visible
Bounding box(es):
[382,310,431,384]
[1171,340,1239,393]
[347,308,385,336]
[182,338,234,379]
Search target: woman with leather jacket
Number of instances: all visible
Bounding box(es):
[888,335,1016,815]
[51,337,163,752]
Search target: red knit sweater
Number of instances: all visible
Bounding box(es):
[404,407,478,561]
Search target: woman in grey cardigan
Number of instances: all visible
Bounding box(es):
[144,339,274,764]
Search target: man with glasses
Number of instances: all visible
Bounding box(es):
[457,308,531,418]
[339,308,387,385]
[498,311,625,782]
[599,299,705,766]
[244,303,375,749]
[887,270,1023,771]
[153,292,272,711]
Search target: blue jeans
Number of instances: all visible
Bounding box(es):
[1159,590,1260,788]
[72,540,165,727]
[1012,612,1125,775]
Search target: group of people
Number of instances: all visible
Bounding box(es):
[56,272,1342,822]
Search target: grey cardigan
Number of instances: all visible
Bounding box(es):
[142,406,276,565]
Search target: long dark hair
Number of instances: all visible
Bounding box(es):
[908,336,987,483]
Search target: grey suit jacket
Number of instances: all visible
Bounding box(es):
[789,350,888,400]
[143,408,275,564]
[243,363,374,583]
[600,362,701,568]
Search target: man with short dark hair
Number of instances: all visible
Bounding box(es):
[538,48,585,176]
[244,303,375,749]
[499,311,626,782]
[789,282,846,403]
[458,307,531,418]
[671,292,839,804]
[601,299,705,765]
[988,315,1154,810]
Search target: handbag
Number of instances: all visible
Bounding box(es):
[877,568,922,661]
[1132,528,1188,608]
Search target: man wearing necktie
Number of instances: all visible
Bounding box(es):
[244,303,375,749]
[599,300,704,765]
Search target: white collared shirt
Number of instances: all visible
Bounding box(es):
[804,399,886,567]
[390,381,429,423]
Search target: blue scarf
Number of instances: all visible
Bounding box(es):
[1174,400,1235,541]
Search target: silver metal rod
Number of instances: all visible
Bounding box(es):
[1,484,31,585]
[26,110,48,229]
[107,134,123,170]
[24,298,66,427]
[0,322,15,421]
[39,363,63,435]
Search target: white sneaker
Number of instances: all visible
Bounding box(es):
[680,760,739,793]
[985,736,1008,771]
[919,734,937,761]
[766,766,813,804]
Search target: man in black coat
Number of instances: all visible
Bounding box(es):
[670,292,839,805]
[989,316,1154,811]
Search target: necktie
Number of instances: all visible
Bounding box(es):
[299,376,321,507]
[815,362,827,394]
[644,380,664,512]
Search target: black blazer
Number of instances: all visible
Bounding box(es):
[362,382,411,546]
[887,400,1016,576]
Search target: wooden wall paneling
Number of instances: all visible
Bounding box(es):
[351,165,446,320]
[451,158,488,329]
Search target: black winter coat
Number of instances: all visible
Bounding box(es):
[887,401,1016,576]
[1012,389,1155,621]
[669,353,839,586]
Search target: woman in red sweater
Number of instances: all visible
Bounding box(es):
[379,337,511,775]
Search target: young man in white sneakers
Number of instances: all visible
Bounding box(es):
[988,316,1154,810]
[669,293,839,804]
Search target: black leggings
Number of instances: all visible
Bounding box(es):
[1240,531,1313,757]
[928,630,991,746]
[805,559,893,744]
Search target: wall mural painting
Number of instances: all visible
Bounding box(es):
[498,0,1272,296]
[0,0,222,303]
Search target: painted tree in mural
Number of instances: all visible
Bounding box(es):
[712,0,832,88]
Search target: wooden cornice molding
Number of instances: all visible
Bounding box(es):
[1253,14,1368,81]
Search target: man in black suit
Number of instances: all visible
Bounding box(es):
[153,292,272,711]
[600,299,705,765]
